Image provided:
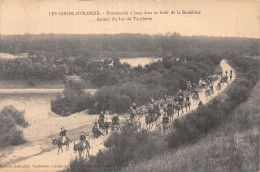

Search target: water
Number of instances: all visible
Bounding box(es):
[120,57,162,67]
[0,52,28,59]
[99,57,162,67]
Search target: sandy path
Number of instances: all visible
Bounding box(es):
[0,60,235,172]
[0,89,97,94]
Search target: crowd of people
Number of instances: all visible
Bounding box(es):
[53,69,233,157]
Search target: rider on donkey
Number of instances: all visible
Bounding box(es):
[130,106,136,123]
[99,111,105,123]
[153,102,160,115]
[164,95,168,102]
[162,114,169,130]
[132,102,137,110]
[198,100,203,107]
[210,84,213,91]
[178,89,184,97]
[112,114,119,125]
[150,97,155,104]
[79,132,90,156]
[80,131,86,142]
[148,103,154,116]
[60,127,67,144]
[185,96,190,110]
[192,82,196,89]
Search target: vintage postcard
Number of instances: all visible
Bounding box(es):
[0,0,259,172]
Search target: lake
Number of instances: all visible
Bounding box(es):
[0,52,28,59]
[0,52,162,67]
[119,57,162,67]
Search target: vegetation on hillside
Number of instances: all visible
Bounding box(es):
[64,56,259,172]
[122,60,260,172]
[0,106,28,148]
[51,52,221,116]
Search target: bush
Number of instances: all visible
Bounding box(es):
[66,126,167,172]
[26,80,36,87]
[94,82,151,113]
[0,106,27,148]
[0,106,28,127]
[51,80,92,116]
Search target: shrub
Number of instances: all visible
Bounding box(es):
[66,126,167,172]
[0,106,28,127]
[27,80,36,87]
[0,106,27,148]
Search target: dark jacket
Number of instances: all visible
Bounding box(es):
[80,134,86,141]
[60,129,67,137]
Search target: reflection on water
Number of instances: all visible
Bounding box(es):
[119,57,162,67]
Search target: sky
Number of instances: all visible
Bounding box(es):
[0,0,259,38]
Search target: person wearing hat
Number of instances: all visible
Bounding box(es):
[60,127,67,144]
[150,97,155,104]
[99,111,105,123]
[198,100,203,107]
[162,114,169,130]
[112,114,119,126]
[132,102,137,110]
[130,107,136,123]
[80,131,86,142]
[164,95,168,102]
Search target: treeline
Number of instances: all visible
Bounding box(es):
[0,58,65,80]
[0,33,259,57]
[51,52,222,116]
[64,56,260,172]
[0,33,258,81]
[0,106,28,148]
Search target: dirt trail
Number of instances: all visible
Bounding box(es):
[0,89,97,94]
[0,60,235,172]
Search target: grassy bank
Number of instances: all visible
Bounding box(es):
[0,106,28,148]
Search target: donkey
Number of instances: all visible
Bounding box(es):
[51,137,71,155]
[73,141,90,159]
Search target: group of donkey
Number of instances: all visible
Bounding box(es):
[51,136,91,159]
